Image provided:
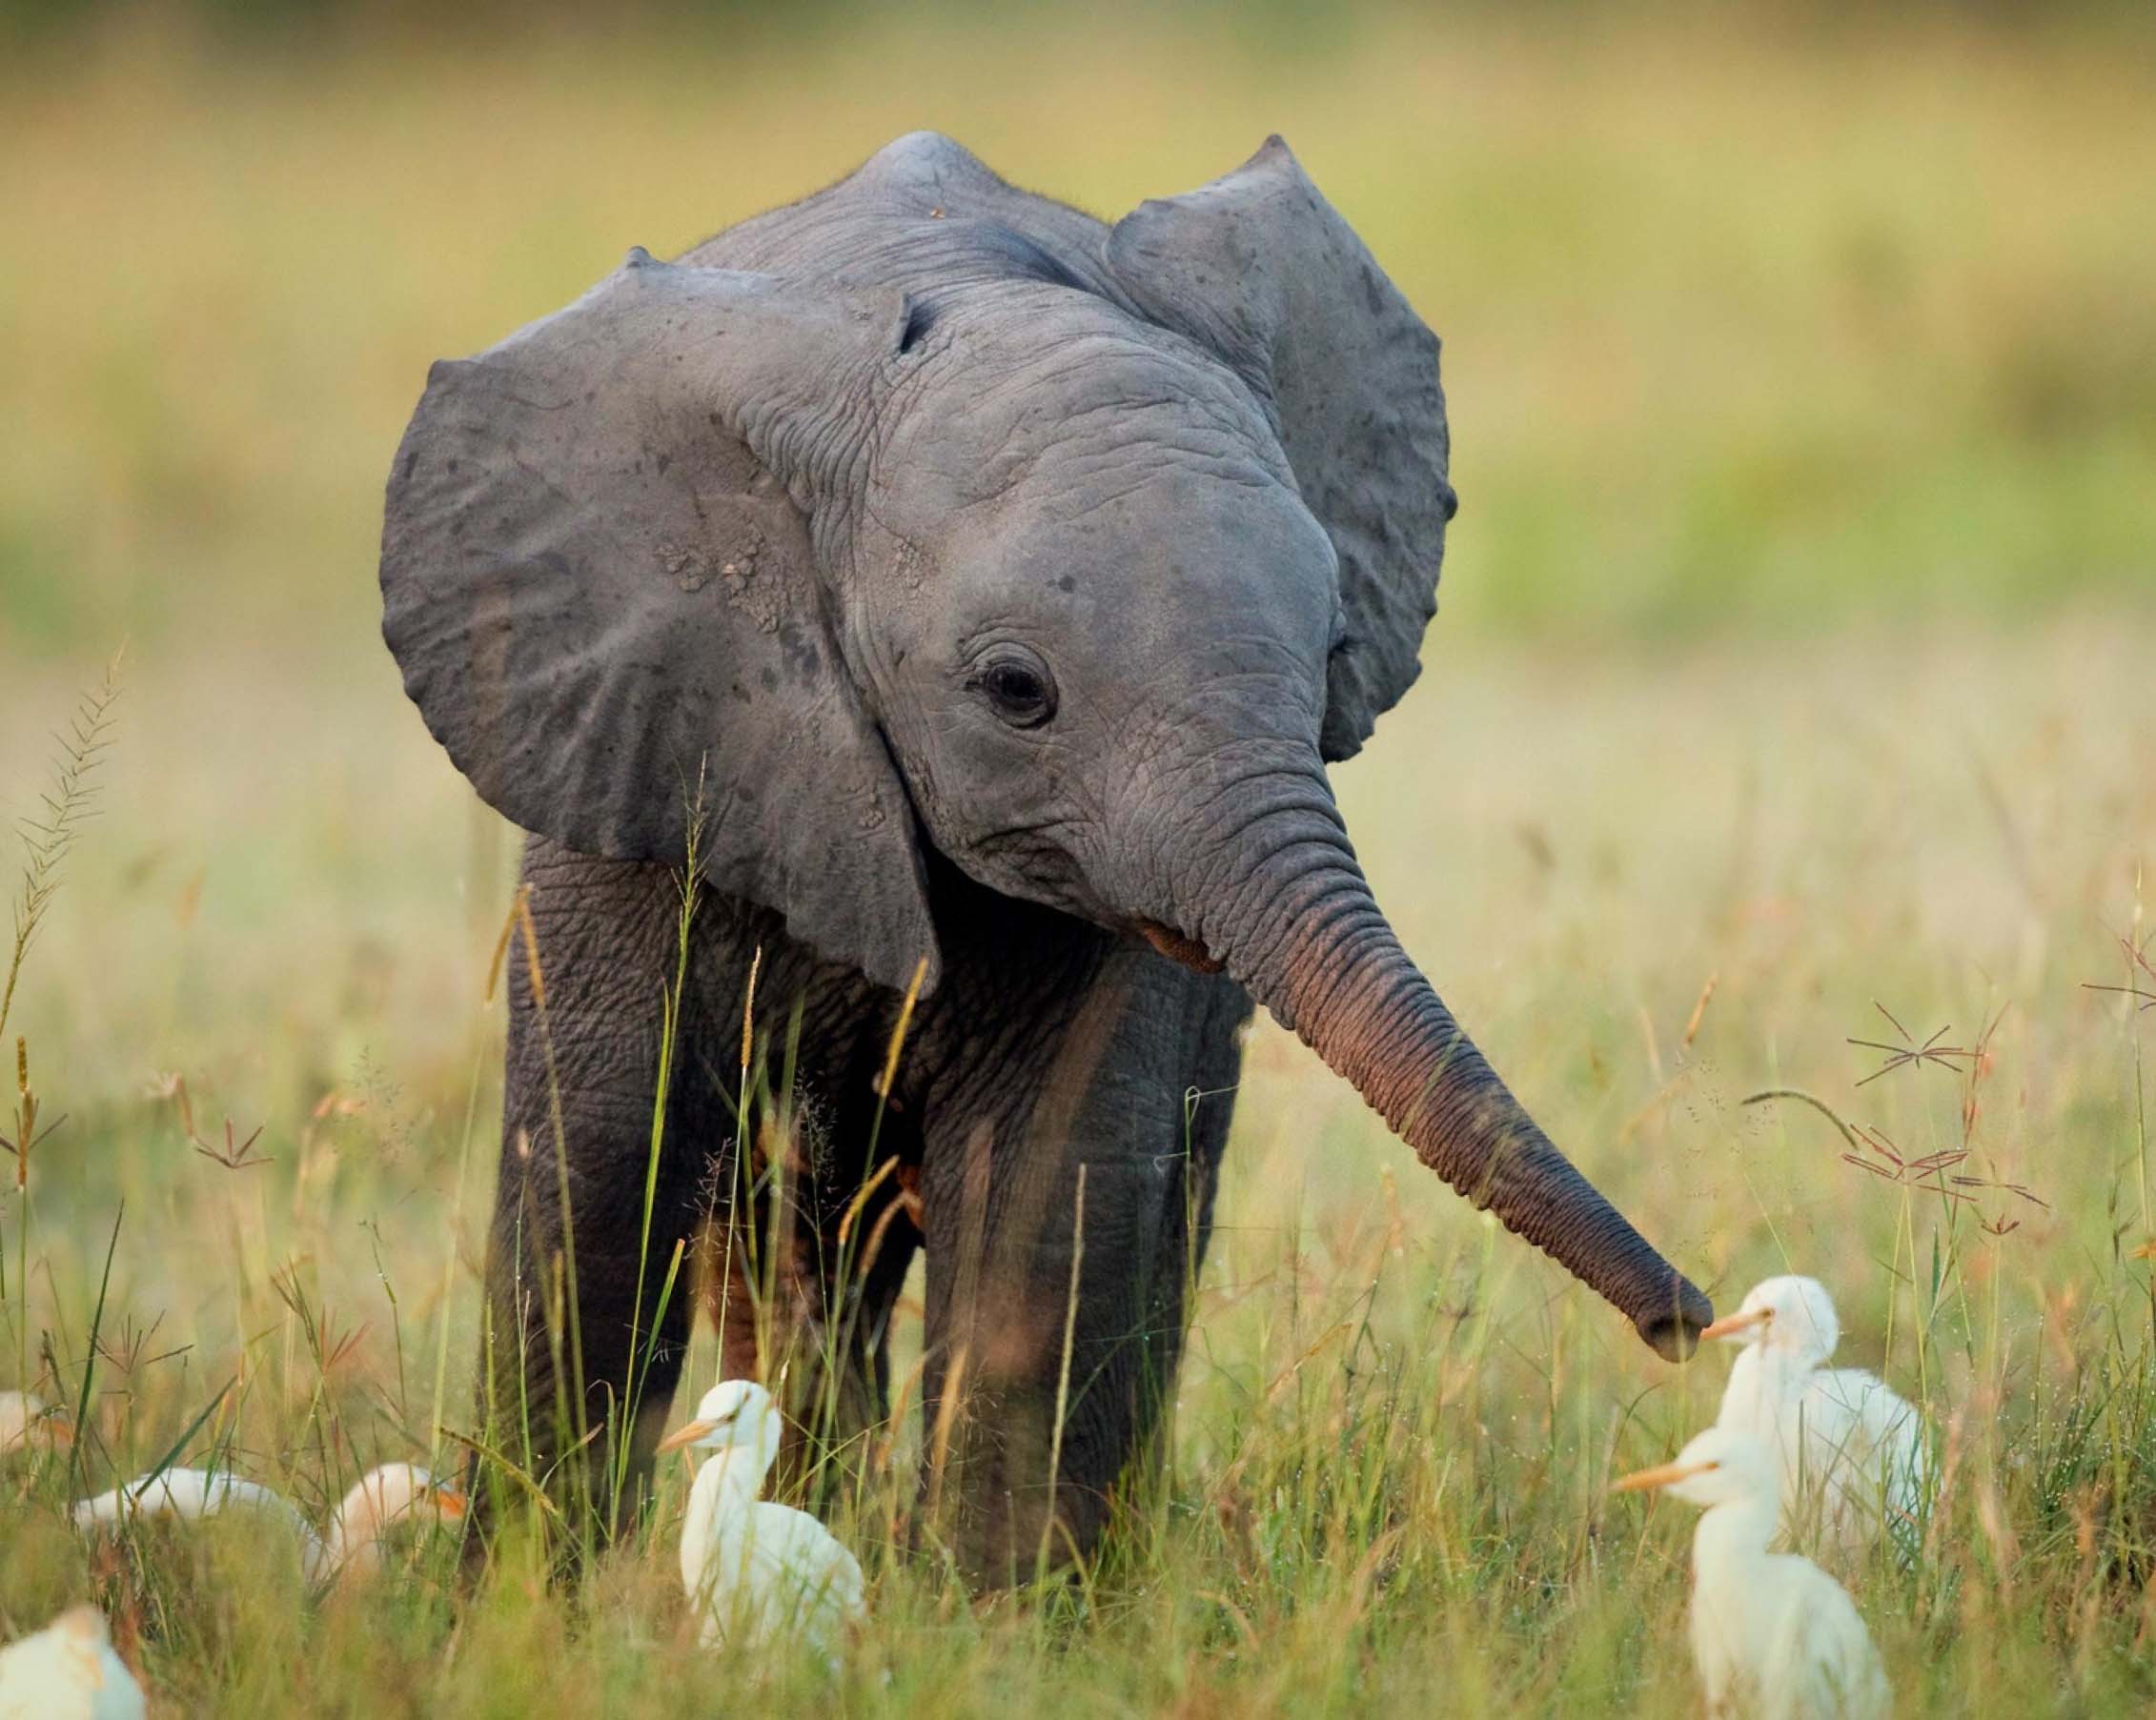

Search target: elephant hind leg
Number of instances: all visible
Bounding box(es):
[693,1103,925,1509]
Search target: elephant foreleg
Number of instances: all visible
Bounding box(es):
[917,947,1249,1584]
[477,842,725,1539]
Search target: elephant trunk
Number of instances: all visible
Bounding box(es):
[1164,769,1712,1360]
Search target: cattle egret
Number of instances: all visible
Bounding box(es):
[658,1380,865,1654]
[324,1463,466,1580]
[73,1463,462,1588]
[0,1390,71,1457]
[0,1605,146,1720]
[1703,1276,1929,1558]
[1615,1426,1891,1720]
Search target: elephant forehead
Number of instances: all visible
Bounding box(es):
[977,464,1333,589]
[883,306,1292,511]
[908,467,1341,678]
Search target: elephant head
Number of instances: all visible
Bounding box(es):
[380,134,1711,1358]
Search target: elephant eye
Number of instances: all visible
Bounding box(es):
[971,651,1057,729]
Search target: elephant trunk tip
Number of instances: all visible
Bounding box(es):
[1636,1282,1716,1363]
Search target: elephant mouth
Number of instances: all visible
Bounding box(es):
[1132,919,1225,974]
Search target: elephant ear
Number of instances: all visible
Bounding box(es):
[1104,137,1457,762]
[381,251,941,992]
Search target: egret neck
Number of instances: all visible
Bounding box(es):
[679,1439,771,1609]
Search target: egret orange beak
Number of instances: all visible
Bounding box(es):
[432,1487,468,1521]
[1611,1458,1719,1493]
[1698,1307,1772,1341]
[656,1418,717,1456]
[46,1413,76,1450]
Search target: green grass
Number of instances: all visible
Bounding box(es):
[3,10,2155,1713]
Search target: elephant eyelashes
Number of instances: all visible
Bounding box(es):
[972,653,1057,728]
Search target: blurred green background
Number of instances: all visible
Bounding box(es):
[2,2,2151,669]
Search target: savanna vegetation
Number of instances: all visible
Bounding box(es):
[2,7,2152,1713]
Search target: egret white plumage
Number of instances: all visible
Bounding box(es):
[0,1605,145,1720]
[658,1380,865,1654]
[72,1467,333,1586]
[1615,1426,1891,1720]
[1703,1276,1929,1558]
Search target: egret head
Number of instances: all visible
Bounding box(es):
[1611,1425,1779,1509]
[1698,1274,1840,1364]
[656,1380,784,1474]
[0,1389,73,1456]
[329,1463,466,1579]
[53,1605,113,1648]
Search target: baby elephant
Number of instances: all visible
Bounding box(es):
[379,132,1711,1581]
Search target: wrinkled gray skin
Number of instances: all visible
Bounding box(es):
[380,132,1712,1580]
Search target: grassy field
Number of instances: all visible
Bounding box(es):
[3,10,2155,1715]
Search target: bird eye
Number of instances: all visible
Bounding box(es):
[971,650,1056,728]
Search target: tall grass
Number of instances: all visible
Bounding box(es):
[3,655,121,1435]
[1,651,121,1047]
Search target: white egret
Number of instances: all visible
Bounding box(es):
[1703,1276,1929,1558]
[1615,1426,1891,1720]
[658,1380,865,1655]
[0,1390,71,1457]
[0,1605,145,1720]
[73,1463,463,1588]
